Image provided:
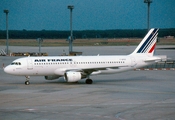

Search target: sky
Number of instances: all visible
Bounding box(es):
[0,0,175,30]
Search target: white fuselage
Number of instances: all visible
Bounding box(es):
[4,55,153,76]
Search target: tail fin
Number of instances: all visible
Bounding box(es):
[131,28,159,56]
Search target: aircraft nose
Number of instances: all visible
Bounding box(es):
[4,66,13,74]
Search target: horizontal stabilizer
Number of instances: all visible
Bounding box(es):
[144,55,167,62]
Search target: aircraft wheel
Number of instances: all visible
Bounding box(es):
[25,81,30,85]
[86,79,93,84]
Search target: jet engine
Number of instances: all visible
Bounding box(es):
[64,71,85,82]
[45,75,60,80]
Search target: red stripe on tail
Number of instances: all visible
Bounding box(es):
[149,43,156,53]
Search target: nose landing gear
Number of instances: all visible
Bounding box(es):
[25,76,30,85]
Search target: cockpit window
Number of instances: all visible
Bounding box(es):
[11,62,21,65]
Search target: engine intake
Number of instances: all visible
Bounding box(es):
[64,71,85,82]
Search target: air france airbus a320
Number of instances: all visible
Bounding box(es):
[4,28,166,85]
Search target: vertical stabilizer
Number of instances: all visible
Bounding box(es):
[131,28,159,56]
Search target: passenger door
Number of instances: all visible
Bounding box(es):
[131,57,137,67]
[27,59,33,70]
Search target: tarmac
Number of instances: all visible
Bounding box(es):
[0,45,175,120]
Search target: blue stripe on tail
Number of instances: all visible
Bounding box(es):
[137,29,158,53]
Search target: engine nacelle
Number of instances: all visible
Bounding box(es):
[64,71,83,82]
[45,75,60,80]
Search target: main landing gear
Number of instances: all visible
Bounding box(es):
[85,78,93,84]
[25,76,30,85]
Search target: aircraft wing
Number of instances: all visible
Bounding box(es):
[65,65,128,75]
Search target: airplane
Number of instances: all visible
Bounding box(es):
[4,28,167,85]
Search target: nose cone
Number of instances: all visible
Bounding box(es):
[4,65,14,75]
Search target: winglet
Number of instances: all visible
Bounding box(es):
[131,28,159,56]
